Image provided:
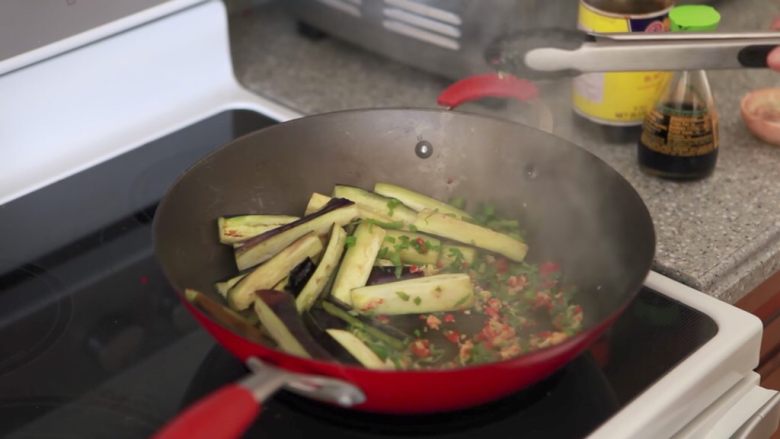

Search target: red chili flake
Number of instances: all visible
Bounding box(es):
[461,261,470,270]
[478,322,498,345]
[485,306,501,319]
[419,314,428,320]
[459,341,474,362]
[436,260,444,269]
[409,265,421,273]
[139,275,149,285]
[411,339,431,358]
[495,257,509,274]
[539,262,560,276]
[533,292,553,311]
[415,237,428,254]
[375,315,390,325]
[536,331,552,339]
[426,315,442,330]
[360,298,384,312]
[444,330,460,343]
[443,314,456,323]
[485,298,502,318]
[507,275,526,289]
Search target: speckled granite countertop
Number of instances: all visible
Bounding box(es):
[228,1,780,304]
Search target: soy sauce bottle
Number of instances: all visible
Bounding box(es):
[638,5,721,180]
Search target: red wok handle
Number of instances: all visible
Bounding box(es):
[152,384,262,439]
[437,73,540,109]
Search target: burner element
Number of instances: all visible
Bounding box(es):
[0,396,162,438]
[0,262,71,375]
[85,314,147,372]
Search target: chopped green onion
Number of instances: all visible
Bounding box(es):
[453,294,471,307]
[366,219,405,230]
[387,198,402,216]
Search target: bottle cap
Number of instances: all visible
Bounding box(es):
[669,5,721,32]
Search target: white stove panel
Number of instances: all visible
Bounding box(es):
[590,272,766,438]
[0,0,299,207]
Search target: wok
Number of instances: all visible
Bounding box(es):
[152,108,654,438]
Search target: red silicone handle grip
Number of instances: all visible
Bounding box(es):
[437,73,539,109]
[152,384,261,439]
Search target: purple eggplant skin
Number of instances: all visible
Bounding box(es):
[287,257,317,295]
[255,290,332,360]
[366,266,424,286]
[236,198,353,254]
[302,307,360,365]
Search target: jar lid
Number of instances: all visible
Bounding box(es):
[669,5,721,32]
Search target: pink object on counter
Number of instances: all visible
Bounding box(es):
[741,88,780,147]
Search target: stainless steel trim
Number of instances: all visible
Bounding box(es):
[245,357,366,407]
[239,359,288,402]
[596,32,780,42]
[525,33,780,73]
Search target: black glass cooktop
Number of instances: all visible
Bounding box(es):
[0,110,718,439]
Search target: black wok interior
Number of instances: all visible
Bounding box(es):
[153,108,655,336]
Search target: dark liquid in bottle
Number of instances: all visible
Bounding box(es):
[638,142,718,180]
[637,102,718,180]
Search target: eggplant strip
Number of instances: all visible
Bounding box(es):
[218,215,299,244]
[296,224,348,313]
[373,182,472,220]
[351,273,474,315]
[254,289,331,359]
[321,301,406,350]
[333,185,417,224]
[330,222,386,306]
[234,198,357,271]
[327,329,392,370]
[228,233,323,311]
[413,209,528,262]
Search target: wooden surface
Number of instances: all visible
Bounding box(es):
[736,270,780,437]
[737,270,780,389]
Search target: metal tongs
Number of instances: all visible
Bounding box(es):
[487,30,780,79]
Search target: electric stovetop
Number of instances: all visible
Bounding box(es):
[0,109,717,439]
